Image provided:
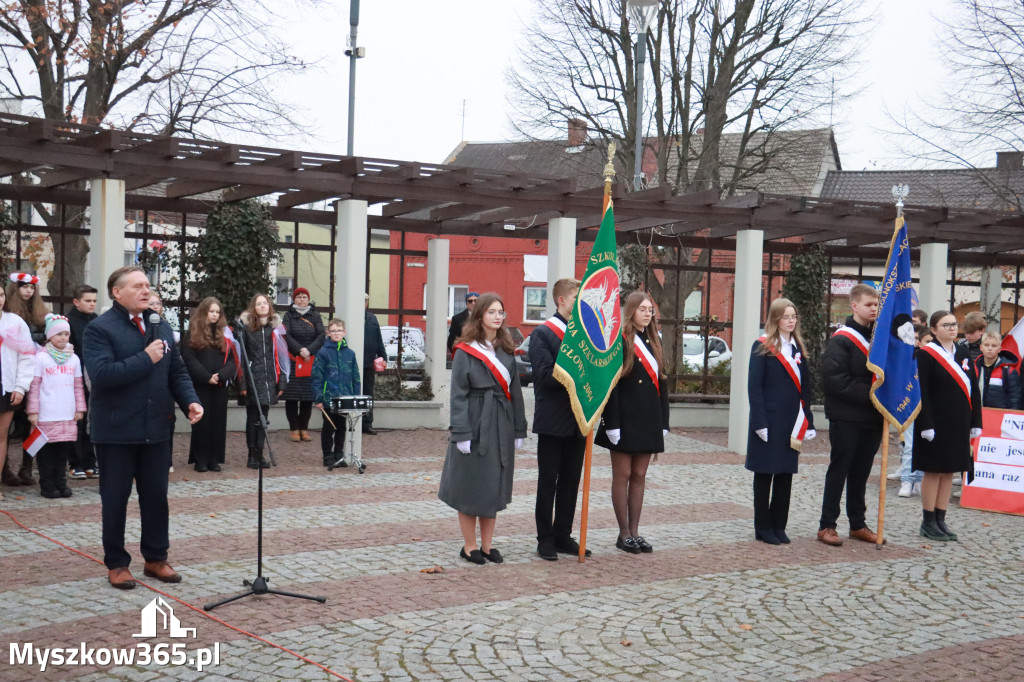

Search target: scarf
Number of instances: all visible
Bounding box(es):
[258,315,270,326]
[292,305,311,316]
[46,341,74,365]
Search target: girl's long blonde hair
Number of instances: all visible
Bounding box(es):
[621,290,666,377]
[759,298,806,356]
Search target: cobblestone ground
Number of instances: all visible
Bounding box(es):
[2,417,1023,681]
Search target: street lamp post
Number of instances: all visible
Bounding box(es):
[345,0,365,156]
[628,0,658,191]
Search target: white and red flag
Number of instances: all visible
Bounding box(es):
[22,426,47,457]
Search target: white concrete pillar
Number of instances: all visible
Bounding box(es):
[88,179,126,311]
[918,242,949,317]
[335,199,368,455]
[426,238,450,401]
[545,217,577,317]
[980,266,1002,332]
[727,229,764,455]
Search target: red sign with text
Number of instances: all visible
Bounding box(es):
[961,407,1024,516]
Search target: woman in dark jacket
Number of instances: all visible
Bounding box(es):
[746,298,816,545]
[238,293,288,469]
[281,287,325,442]
[975,331,1022,410]
[595,290,670,555]
[180,297,237,472]
[915,310,982,541]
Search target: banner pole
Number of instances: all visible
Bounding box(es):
[877,425,889,548]
[579,431,594,563]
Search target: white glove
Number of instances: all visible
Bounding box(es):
[755,428,768,442]
[921,429,935,442]
[456,440,472,454]
[607,428,621,445]
[970,428,982,439]
[805,429,816,441]
[515,438,524,449]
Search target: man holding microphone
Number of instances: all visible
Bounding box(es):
[84,266,203,589]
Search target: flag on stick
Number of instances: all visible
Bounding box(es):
[1001,317,1024,370]
[23,426,47,457]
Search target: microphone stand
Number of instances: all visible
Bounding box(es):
[204,319,325,611]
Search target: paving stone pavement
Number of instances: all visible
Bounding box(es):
[1,424,1023,681]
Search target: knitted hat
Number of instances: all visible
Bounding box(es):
[44,313,70,339]
[9,272,39,285]
[292,287,310,299]
[466,291,480,301]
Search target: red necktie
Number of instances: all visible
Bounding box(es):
[132,316,144,335]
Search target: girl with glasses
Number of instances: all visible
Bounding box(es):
[439,292,527,565]
[914,310,982,541]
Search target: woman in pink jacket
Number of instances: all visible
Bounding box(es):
[26,314,86,498]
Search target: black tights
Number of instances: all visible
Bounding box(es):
[753,472,793,531]
[285,400,312,430]
[610,452,652,539]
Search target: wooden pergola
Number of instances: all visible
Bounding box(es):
[0,113,1022,265]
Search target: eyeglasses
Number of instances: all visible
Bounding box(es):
[938,322,958,330]
[467,298,478,304]
[781,314,799,321]
[328,328,346,334]
[485,310,507,318]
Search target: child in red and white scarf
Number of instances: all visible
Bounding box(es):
[26,314,86,498]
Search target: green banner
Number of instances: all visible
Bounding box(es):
[553,199,623,434]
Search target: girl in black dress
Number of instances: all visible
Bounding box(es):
[595,291,670,554]
[746,298,816,545]
[180,297,237,472]
[914,310,982,541]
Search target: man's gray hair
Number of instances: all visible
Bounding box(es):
[107,265,146,297]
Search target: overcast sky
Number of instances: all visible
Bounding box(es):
[278,0,964,173]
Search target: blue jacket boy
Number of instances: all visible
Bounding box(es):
[312,337,361,407]
[975,351,1023,410]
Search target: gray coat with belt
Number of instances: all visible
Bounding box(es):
[438,344,527,517]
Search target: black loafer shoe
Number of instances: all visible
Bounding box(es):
[537,540,558,561]
[208,463,222,472]
[362,427,378,436]
[194,464,208,472]
[460,547,486,565]
[555,536,592,557]
[481,548,503,563]
[633,535,653,553]
[59,488,73,498]
[616,536,642,554]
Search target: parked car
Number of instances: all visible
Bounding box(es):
[381,325,425,378]
[681,334,731,371]
[514,335,532,387]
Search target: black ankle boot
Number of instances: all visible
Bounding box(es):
[920,509,948,541]
[17,452,34,485]
[935,509,958,541]
[246,448,259,470]
[755,528,781,545]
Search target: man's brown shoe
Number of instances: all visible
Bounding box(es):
[108,567,136,590]
[300,430,312,442]
[143,560,183,583]
[849,527,885,544]
[290,430,301,442]
[817,528,843,546]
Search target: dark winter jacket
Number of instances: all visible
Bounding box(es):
[446,308,470,352]
[281,305,325,401]
[180,328,237,388]
[237,312,287,406]
[363,309,387,369]
[311,339,361,404]
[529,314,581,438]
[746,338,815,474]
[957,337,983,364]
[83,300,199,444]
[975,352,1023,410]
[821,317,882,427]
[67,307,97,364]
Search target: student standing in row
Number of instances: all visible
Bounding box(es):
[746,298,816,545]
[312,319,361,467]
[0,285,34,501]
[237,294,288,470]
[975,331,1022,410]
[68,285,99,479]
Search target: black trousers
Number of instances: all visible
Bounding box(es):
[321,409,346,457]
[819,420,883,531]
[37,441,72,495]
[72,389,96,472]
[96,442,171,569]
[285,400,313,430]
[363,370,376,427]
[753,472,792,531]
[245,402,271,449]
[535,433,586,542]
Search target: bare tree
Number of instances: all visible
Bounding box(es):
[0,0,314,294]
[508,0,864,376]
[889,0,1024,211]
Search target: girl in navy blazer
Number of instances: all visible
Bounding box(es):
[746,298,816,545]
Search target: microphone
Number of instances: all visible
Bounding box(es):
[148,312,161,344]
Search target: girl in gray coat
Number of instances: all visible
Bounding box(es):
[439,293,527,565]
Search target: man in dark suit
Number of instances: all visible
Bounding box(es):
[84,266,203,589]
[529,278,591,561]
[446,291,479,353]
[363,294,387,435]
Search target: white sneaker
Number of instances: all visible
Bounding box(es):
[952,488,961,498]
[887,471,902,481]
[898,482,913,497]
[911,482,921,496]
[952,474,962,486]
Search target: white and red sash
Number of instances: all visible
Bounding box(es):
[832,325,870,357]
[758,336,809,450]
[542,316,566,341]
[633,334,660,394]
[455,340,511,400]
[922,341,972,406]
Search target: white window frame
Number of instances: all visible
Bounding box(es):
[524,286,548,323]
[275,276,294,305]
